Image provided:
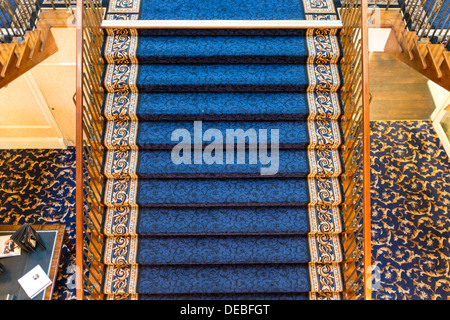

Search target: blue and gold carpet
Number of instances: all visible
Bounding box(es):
[370,121,450,300]
[100,0,345,300]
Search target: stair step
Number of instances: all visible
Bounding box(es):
[108,0,338,20]
[103,206,343,236]
[102,63,342,93]
[103,149,343,178]
[103,177,343,207]
[131,292,341,300]
[106,292,342,299]
[135,292,314,300]
[102,92,342,121]
[102,120,343,150]
[103,234,343,265]
[103,33,342,65]
[103,263,343,294]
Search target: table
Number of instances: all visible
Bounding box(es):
[0,224,70,300]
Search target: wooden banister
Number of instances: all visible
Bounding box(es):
[75,0,105,300]
[75,0,84,301]
[339,0,372,300]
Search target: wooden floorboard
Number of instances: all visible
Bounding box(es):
[369,52,438,120]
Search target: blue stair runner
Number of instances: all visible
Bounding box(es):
[100,0,345,300]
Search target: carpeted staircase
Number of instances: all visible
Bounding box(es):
[99,0,346,300]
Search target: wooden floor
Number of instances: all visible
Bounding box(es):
[369,52,438,120]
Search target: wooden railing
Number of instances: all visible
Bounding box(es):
[339,0,372,300]
[75,0,104,300]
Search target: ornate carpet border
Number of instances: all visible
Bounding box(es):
[309,262,343,292]
[104,265,139,295]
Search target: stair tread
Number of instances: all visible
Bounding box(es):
[103,120,343,150]
[104,149,343,178]
[104,263,344,294]
[103,34,342,64]
[134,292,315,300]
[119,0,337,20]
[103,177,343,207]
[103,63,342,93]
[103,206,343,236]
[103,92,342,121]
[103,234,343,265]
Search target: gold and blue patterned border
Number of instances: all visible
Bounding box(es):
[104,92,139,121]
[308,149,342,178]
[302,0,339,20]
[104,178,138,207]
[307,63,341,93]
[309,292,341,300]
[104,265,139,295]
[307,119,342,149]
[308,177,342,205]
[307,92,341,121]
[104,150,139,179]
[104,235,139,265]
[107,0,141,14]
[306,28,341,65]
[309,263,343,292]
[104,29,139,65]
[104,119,139,150]
[104,206,139,236]
[106,293,139,300]
[308,204,342,234]
[309,234,342,263]
[103,64,139,93]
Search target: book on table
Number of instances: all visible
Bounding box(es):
[18,265,52,299]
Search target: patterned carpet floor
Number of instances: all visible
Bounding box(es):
[0,121,449,299]
[370,120,450,300]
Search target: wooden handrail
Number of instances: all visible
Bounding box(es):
[75,0,104,300]
[75,0,84,301]
[361,0,372,301]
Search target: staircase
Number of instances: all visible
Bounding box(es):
[99,0,346,300]
[0,9,76,88]
[379,3,450,91]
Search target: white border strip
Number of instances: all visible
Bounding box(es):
[101,19,343,29]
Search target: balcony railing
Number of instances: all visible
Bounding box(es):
[339,0,372,300]
[75,0,104,300]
